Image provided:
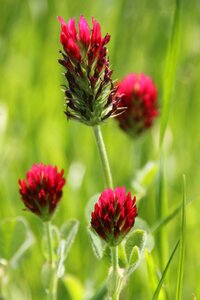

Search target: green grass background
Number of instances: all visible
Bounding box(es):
[0,0,200,299]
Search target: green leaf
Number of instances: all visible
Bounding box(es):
[129,246,140,267]
[62,274,84,300]
[42,225,60,261]
[132,161,158,200]
[124,229,147,277]
[152,240,179,300]
[175,175,186,300]
[0,217,34,266]
[57,220,79,277]
[60,220,79,256]
[125,229,147,261]
[118,243,128,268]
[160,0,182,146]
[87,227,106,259]
[134,218,155,252]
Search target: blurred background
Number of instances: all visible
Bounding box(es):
[0,0,200,299]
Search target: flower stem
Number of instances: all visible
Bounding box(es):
[93,125,121,299]
[45,221,57,300]
[111,246,119,272]
[93,125,113,189]
[107,246,122,300]
[45,221,54,266]
[111,246,120,300]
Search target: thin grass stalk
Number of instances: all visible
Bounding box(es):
[159,0,182,146]
[155,157,168,273]
[175,175,186,300]
[152,240,179,300]
[157,0,182,274]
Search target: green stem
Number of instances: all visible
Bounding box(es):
[45,221,54,266]
[45,221,57,300]
[93,125,113,189]
[111,246,119,272]
[93,125,121,299]
[112,247,120,299]
[110,246,120,300]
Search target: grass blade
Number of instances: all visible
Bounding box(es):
[175,175,186,300]
[159,0,182,146]
[152,240,179,300]
[151,194,198,233]
[155,157,168,271]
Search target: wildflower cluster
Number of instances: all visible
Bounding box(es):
[16,14,160,300]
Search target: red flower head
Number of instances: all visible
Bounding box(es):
[58,15,122,126]
[91,187,137,246]
[116,73,158,136]
[19,163,66,221]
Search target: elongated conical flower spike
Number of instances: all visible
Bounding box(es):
[58,16,122,126]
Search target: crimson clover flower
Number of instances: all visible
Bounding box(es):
[58,15,122,126]
[115,73,158,136]
[19,163,66,221]
[91,187,137,246]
